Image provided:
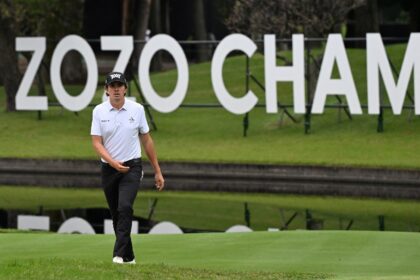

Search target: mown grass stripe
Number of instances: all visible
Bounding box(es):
[0,231,419,279]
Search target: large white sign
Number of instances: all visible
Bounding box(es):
[15,33,420,115]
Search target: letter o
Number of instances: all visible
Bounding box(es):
[139,34,188,113]
[50,35,98,111]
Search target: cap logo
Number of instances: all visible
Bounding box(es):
[110,73,121,79]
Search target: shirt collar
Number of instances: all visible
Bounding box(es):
[106,99,128,111]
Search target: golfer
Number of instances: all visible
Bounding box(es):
[91,71,164,264]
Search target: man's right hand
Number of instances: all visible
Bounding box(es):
[110,161,130,173]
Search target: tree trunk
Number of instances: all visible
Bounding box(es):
[163,0,170,34]
[121,0,131,35]
[192,0,208,62]
[0,6,21,112]
[353,0,379,47]
[150,0,163,71]
[132,0,152,70]
[122,0,131,35]
[409,1,420,32]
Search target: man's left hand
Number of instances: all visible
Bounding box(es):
[155,173,165,191]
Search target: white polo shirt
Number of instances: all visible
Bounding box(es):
[91,98,150,163]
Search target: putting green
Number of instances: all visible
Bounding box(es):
[0,231,419,279]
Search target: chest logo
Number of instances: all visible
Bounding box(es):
[129,116,135,123]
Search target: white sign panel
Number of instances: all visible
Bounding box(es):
[15,37,47,110]
[14,33,420,115]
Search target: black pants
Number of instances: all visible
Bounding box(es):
[101,158,142,262]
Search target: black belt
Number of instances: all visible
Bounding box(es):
[102,158,141,167]
[123,158,142,166]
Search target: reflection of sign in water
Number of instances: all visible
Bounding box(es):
[15,33,420,115]
[17,215,152,235]
[17,215,257,234]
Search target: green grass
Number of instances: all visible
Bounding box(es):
[1,44,420,168]
[1,186,420,232]
[0,231,420,279]
[1,260,326,280]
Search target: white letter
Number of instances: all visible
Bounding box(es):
[50,35,98,111]
[100,36,134,102]
[15,37,48,110]
[312,34,362,114]
[367,33,420,115]
[211,34,258,114]
[139,34,188,113]
[264,34,305,113]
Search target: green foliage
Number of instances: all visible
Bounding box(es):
[10,0,83,38]
[226,0,365,37]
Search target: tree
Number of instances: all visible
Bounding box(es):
[226,0,366,38]
[0,0,21,111]
[149,0,163,71]
[401,0,420,32]
[117,0,153,74]
[353,0,379,37]
[192,0,209,62]
[0,0,84,111]
[132,0,152,71]
[18,0,84,85]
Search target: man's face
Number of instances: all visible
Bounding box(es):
[106,82,127,102]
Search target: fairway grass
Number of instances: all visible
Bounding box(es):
[0,231,419,279]
[0,260,328,280]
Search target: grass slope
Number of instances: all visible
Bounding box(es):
[1,186,420,232]
[0,231,419,279]
[1,44,420,168]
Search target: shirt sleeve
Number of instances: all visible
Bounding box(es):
[138,106,150,134]
[90,107,102,136]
